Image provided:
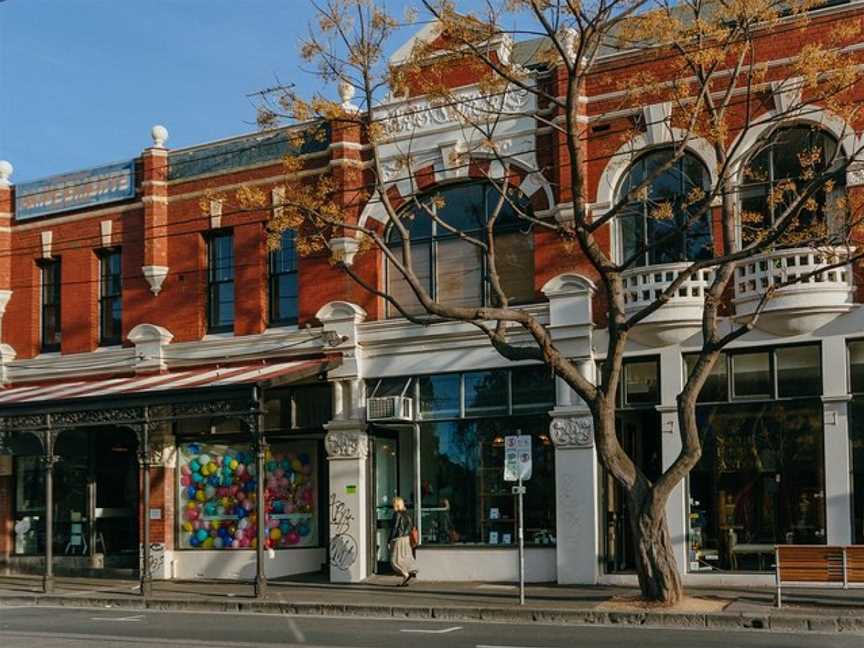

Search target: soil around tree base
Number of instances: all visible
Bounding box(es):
[598,594,732,613]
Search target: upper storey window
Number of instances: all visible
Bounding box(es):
[207,232,235,333]
[617,150,712,267]
[386,182,535,318]
[98,249,122,347]
[40,259,61,353]
[740,126,846,246]
[269,229,299,326]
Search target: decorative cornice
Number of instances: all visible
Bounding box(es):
[549,413,594,448]
[324,425,368,459]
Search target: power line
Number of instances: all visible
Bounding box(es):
[1,93,856,266]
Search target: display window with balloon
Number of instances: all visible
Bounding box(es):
[177,440,318,550]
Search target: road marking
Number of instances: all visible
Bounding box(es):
[287,618,306,643]
[477,645,554,648]
[401,626,462,634]
[90,614,144,622]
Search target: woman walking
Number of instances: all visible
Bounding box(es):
[388,496,418,586]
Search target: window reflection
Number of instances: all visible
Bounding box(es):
[616,150,712,267]
[386,182,535,317]
[689,401,825,572]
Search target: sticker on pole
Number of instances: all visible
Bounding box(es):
[504,435,532,482]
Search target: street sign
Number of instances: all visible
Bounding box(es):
[504,435,532,482]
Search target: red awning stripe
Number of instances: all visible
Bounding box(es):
[0,357,336,405]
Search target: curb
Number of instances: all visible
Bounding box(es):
[0,594,862,635]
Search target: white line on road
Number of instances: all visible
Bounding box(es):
[286,618,306,643]
[90,614,144,622]
[476,645,554,648]
[401,625,463,634]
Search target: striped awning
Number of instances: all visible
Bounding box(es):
[0,356,337,405]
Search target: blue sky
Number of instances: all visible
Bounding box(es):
[0,0,520,184]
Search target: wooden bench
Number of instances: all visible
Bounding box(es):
[775,545,864,607]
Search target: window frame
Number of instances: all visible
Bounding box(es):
[615,148,713,267]
[268,229,299,327]
[385,182,535,318]
[39,258,61,353]
[97,248,123,347]
[206,230,235,334]
[683,342,823,404]
[738,125,846,245]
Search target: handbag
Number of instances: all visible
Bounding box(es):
[409,526,419,548]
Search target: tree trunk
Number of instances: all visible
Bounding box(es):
[630,495,683,606]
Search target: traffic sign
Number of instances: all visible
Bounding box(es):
[504,435,532,482]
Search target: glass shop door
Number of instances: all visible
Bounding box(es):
[370,428,400,574]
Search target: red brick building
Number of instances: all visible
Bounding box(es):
[1,2,864,590]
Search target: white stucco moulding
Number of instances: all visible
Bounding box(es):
[0,342,16,386]
[541,273,595,360]
[142,265,169,296]
[726,103,859,184]
[128,323,174,373]
[329,237,361,267]
[40,231,53,259]
[100,220,113,248]
[641,102,673,147]
[316,301,366,382]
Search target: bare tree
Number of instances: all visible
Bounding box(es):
[238,0,864,604]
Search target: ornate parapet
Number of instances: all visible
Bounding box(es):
[549,411,594,449]
[324,421,368,460]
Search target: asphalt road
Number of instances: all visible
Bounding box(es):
[0,605,858,648]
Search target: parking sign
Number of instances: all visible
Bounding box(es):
[504,435,532,481]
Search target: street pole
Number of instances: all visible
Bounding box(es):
[140,410,152,597]
[42,422,56,595]
[253,386,267,598]
[517,475,525,606]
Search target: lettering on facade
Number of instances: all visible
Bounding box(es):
[329,494,357,571]
[15,160,135,220]
[380,87,531,137]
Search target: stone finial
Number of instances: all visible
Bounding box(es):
[0,160,12,188]
[338,79,358,112]
[151,124,169,148]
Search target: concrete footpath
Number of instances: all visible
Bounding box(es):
[1,573,864,635]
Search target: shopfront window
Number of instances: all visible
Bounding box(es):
[12,429,131,559]
[420,416,554,546]
[687,344,825,573]
[373,366,555,547]
[849,340,864,543]
[178,439,319,550]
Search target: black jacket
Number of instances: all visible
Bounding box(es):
[389,510,412,544]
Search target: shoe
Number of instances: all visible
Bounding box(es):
[408,571,417,581]
[399,575,410,587]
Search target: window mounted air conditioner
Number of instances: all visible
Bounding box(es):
[366,378,414,421]
[367,395,414,421]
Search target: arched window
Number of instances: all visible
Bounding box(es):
[740,126,846,244]
[386,182,535,317]
[617,149,712,267]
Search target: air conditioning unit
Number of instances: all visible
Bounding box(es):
[367,396,414,421]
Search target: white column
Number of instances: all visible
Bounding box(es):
[657,347,687,576]
[822,337,852,545]
[550,360,599,584]
[324,421,369,583]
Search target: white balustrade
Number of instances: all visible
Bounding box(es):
[621,262,714,346]
[733,247,855,336]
